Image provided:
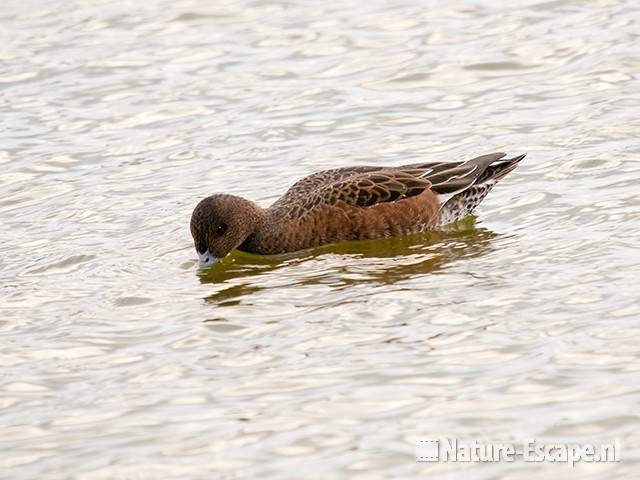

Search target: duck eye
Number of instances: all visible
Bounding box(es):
[216,223,227,236]
[198,240,207,254]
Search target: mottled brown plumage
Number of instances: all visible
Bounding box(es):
[190,152,525,266]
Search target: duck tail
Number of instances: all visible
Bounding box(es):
[438,153,526,225]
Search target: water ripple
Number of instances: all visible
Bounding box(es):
[1,0,639,478]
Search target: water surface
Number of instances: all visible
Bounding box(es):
[1,0,639,478]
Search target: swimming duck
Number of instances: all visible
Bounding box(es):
[190,152,525,266]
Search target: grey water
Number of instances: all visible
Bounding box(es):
[1,0,639,478]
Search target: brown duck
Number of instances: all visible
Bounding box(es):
[190,152,525,266]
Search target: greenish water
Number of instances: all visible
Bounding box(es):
[1,0,639,478]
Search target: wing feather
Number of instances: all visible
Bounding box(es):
[324,170,432,208]
[270,152,522,219]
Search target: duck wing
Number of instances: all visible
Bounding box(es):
[271,168,433,219]
[321,169,432,208]
[273,152,524,219]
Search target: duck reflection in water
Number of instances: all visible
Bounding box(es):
[197,217,503,305]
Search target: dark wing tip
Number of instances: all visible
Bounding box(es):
[471,152,507,163]
[479,152,527,183]
[509,152,527,163]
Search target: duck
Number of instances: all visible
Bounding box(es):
[190,152,525,267]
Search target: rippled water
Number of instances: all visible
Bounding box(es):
[2,0,639,478]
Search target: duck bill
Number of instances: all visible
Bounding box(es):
[198,250,220,268]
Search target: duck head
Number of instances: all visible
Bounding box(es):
[190,194,260,267]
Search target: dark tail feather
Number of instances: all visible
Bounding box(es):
[439,153,526,225]
[478,153,527,183]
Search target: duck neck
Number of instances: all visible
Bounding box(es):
[240,203,295,254]
[237,200,268,254]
